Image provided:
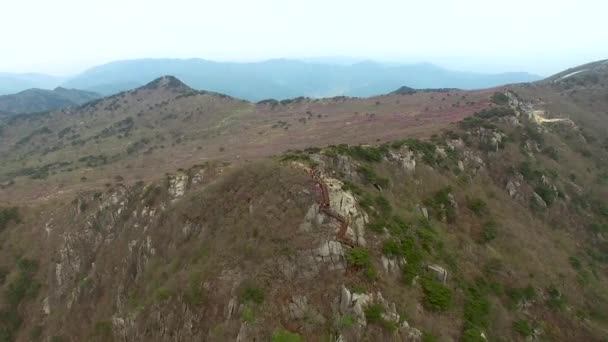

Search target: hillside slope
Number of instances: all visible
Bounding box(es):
[0,62,606,341]
[0,76,496,202]
[0,87,100,115]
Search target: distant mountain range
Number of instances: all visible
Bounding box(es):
[0,87,100,115]
[0,72,65,95]
[0,58,541,102]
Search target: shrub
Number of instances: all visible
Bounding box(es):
[154,287,172,301]
[466,197,488,217]
[374,195,392,216]
[546,286,565,311]
[491,92,510,105]
[542,146,559,160]
[421,278,452,312]
[338,314,355,328]
[271,329,303,342]
[364,303,384,323]
[475,106,515,119]
[462,285,490,340]
[0,207,20,231]
[91,320,113,340]
[241,306,255,322]
[424,187,456,222]
[534,184,557,205]
[513,319,534,337]
[479,221,498,243]
[422,332,438,342]
[347,248,372,268]
[364,304,397,330]
[506,285,536,306]
[240,285,264,304]
[357,165,389,188]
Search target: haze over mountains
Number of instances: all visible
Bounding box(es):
[0,58,541,101]
[0,87,100,115]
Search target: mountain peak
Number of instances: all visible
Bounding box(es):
[391,85,417,95]
[142,75,190,91]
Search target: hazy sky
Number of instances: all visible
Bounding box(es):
[3,0,607,76]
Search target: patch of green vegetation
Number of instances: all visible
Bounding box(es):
[357,165,389,188]
[534,184,557,205]
[240,285,265,305]
[466,197,488,217]
[280,152,312,164]
[0,258,40,341]
[374,195,392,216]
[392,138,438,165]
[479,221,498,244]
[424,186,456,223]
[569,256,583,271]
[506,285,536,308]
[241,306,255,323]
[524,125,544,145]
[0,207,20,231]
[422,331,438,342]
[347,248,372,268]
[326,144,388,163]
[364,303,397,331]
[154,287,172,302]
[421,277,452,312]
[338,314,355,329]
[546,285,566,311]
[184,271,204,306]
[347,248,376,281]
[271,329,304,342]
[475,106,515,119]
[513,319,534,337]
[462,283,491,342]
[341,180,363,196]
[491,92,510,105]
[460,116,497,130]
[541,146,559,160]
[91,320,113,341]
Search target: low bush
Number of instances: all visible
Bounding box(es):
[421,277,452,312]
[513,319,534,337]
[466,197,488,217]
[0,207,20,231]
[347,248,372,268]
[424,187,456,223]
[479,221,498,243]
[364,303,397,331]
[491,92,510,105]
[462,284,491,341]
[240,285,265,304]
[271,329,303,342]
[506,285,536,307]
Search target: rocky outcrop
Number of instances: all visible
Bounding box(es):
[168,173,188,199]
[338,286,422,341]
[506,174,524,200]
[285,295,326,324]
[532,192,548,209]
[381,255,407,274]
[427,264,448,284]
[324,176,368,246]
[387,147,416,172]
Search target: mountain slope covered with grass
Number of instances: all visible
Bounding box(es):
[0,61,606,341]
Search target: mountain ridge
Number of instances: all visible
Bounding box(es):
[0,60,606,341]
[0,87,101,115]
[60,58,541,100]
